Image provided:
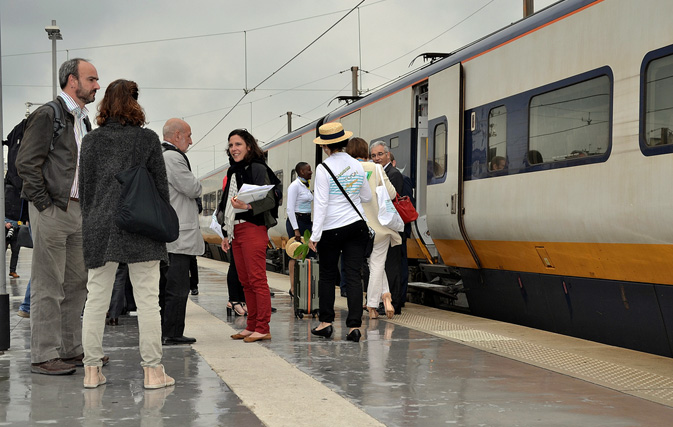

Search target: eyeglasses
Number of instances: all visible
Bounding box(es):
[371,152,387,158]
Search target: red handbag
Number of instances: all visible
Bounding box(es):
[392,194,418,223]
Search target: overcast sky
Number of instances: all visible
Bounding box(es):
[1,0,558,177]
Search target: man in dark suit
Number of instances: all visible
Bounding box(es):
[370,141,404,314]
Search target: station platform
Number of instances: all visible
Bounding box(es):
[2,251,673,426]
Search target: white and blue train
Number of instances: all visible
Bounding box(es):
[199,0,673,357]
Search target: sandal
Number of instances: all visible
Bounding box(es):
[228,302,247,316]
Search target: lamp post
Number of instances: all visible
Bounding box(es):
[45,20,62,99]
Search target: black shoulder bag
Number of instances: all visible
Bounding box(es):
[115,130,179,242]
[321,162,375,258]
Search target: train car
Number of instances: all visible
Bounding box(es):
[198,0,673,357]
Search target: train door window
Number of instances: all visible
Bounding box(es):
[529,75,610,164]
[488,106,507,171]
[429,122,447,183]
[643,52,673,148]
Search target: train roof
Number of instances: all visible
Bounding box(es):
[258,0,595,153]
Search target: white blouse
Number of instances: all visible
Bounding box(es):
[311,152,372,242]
[286,177,313,230]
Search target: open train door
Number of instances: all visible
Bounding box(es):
[419,62,480,269]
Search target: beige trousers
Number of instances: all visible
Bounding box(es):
[82,261,163,367]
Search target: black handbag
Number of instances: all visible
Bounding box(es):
[16,225,33,248]
[114,131,179,243]
[321,162,375,258]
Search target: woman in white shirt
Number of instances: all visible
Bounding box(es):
[308,123,372,342]
[346,138,399,319]
[285,162,313,295]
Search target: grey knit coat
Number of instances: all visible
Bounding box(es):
[79,121,169,269]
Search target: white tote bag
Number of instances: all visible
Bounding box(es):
[375,165,404,232]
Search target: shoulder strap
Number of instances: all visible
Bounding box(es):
[320,162,365,223]
[45,101,66,150]
[162,142,191,171]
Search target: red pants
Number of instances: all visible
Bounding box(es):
[232,222,272,334]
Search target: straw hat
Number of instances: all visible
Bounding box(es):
[313,122,353,144]
[285,238,304,259]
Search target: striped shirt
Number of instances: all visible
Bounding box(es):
[59,92,90,199]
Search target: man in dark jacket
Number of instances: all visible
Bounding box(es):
[16,58,99,375]
[370,141,405,315]
[3,119,30,279]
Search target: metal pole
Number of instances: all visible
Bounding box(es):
[0,14,10,351]
[45,20,62,99]
[287,112,292,134]
[51,20,57,98]
[351,66,359,97]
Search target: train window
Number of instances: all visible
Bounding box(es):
[529,75,610,163]
[643,53,673,147]
[488,106,507,171]
[431,122,447,181]
[203,192,213,217]
[390,137,399,149]
[217,190,222,206]
[274,170,283,205]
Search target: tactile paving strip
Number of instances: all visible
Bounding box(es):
[382,308,673,407]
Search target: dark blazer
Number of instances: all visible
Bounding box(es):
[384,163,403,195]
[79,121,169,269]
[16,97,86,212]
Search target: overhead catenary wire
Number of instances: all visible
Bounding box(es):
[1,0,387,58]
[191,0,366,149]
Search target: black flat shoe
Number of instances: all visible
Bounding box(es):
[346,329,361,342]
[163,336,196,345]
[311,325,333,338]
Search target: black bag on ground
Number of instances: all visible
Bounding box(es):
[115,133,179,243]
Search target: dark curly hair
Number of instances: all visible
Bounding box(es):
[228,128,264,161]
[96,79,146,127]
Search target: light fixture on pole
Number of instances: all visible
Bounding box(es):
[45,20,62,99]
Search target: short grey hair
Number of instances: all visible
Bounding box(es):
[58,58,89,89]
[369,140,389,154]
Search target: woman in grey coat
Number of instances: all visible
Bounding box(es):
[79,79,174,390]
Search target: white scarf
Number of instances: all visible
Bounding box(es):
[223,174,238,241]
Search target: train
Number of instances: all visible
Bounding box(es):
[198,0,673,358]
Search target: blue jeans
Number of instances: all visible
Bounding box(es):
[20,280,31,313]
[18,221,32,313]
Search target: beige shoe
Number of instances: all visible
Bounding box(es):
[382,293,394,319]
[143,364,175,389]
[83,366,106,389]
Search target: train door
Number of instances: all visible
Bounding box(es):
[424,63,479,268]
[412,84,438,260]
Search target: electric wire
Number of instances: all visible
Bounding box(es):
[191,0,365,149]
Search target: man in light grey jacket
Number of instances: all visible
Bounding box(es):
[159,118,204,345]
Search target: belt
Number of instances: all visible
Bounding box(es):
[69,197,79,202]
[233,219,246,225]
[295,212,311,218]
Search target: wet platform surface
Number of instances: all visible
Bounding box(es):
[2,253,673,426]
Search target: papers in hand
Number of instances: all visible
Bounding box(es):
[209,213,224,240]
[232,183,275,213]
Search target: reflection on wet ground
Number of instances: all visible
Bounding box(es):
[2,255,672,426]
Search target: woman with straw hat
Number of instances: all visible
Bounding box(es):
[307,122,372,342]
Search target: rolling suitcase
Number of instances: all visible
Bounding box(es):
[293,259,319,319]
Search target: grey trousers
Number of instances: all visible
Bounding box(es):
[29,202,88,364]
